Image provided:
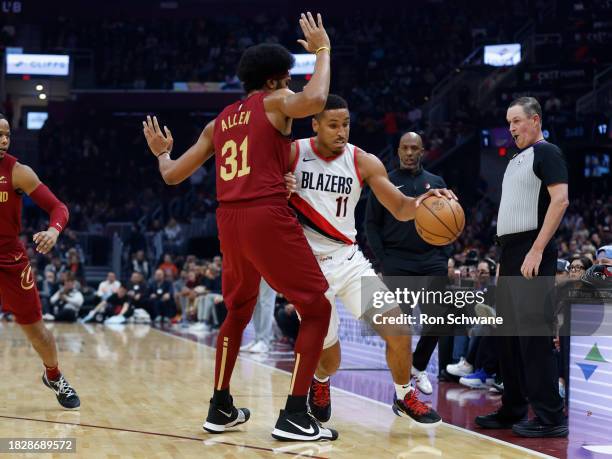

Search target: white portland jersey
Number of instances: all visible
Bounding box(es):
[290,137,364,255]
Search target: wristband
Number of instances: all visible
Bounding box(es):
[157,151,171,159]
[315,46,331,55]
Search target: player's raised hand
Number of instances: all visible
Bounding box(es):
[143,115,174,157]
[33,228,59,254]
[297,12,330,53]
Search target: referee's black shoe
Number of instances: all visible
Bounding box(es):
[512,417,568,438]
[475,410,525,429]
[203,397,250,433]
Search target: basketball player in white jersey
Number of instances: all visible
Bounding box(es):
[287,95,456,426]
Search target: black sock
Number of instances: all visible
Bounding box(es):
[212,388,231,406]
[285,395,307,414]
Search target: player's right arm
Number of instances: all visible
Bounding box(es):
[264,13,330,119]
[143,115,215,185]
[358,150,457,221]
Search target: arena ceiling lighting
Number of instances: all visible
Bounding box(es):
[5,53,70,76]
[484,43,521,67]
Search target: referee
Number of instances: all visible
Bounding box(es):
[475,97,569,437]
[366,132,452,394]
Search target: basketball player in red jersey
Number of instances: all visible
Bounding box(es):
[286,95,455,427]
[143,13,338,441]
[0,113,80,409]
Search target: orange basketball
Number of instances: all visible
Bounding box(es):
[414,196,465,246]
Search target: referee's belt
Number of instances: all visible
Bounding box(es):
[495,230,539,247]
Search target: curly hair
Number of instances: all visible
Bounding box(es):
[237,44,295,93]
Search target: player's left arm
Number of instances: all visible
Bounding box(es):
[357,150,456,221]
[12,162,69,254]
[143,115,215,185]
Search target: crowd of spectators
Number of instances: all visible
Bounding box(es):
[2,1,611,358]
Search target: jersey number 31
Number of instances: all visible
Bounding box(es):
[220,136,251,181]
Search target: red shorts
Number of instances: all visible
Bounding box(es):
[217,198,328,309]
[0,241,43,325]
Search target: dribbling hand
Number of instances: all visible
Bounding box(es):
[297,12,330,53]
[143,115,174,157]
[415,188,458,207]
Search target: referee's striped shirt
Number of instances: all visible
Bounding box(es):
[497,141,568,237]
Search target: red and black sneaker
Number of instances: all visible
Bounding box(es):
[393,388,442,427]
[308,378,331,422]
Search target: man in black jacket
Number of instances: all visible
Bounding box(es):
[147,269,175,322]
[366,131,452,393]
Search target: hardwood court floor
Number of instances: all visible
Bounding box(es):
[0,322,552,458]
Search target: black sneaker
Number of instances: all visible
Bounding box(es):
[42,373,80,410]
[475,410,525,429]
[512,417,568,438]
[203,397,250,433]
[392,389,442,427]
[308,378,331,422]
[272,410,338,442]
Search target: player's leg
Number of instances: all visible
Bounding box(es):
[204,208,260,434]
[19,320,58,368]
[309,293,341,423]
[246,205,336,441]
[337,251,441,426]
[316,341,341,379]
[0,261,80,409]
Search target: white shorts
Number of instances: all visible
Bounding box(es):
[315,244,395,349]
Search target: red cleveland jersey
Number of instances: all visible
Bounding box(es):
[0,153,22,242]
[213,92,291,204]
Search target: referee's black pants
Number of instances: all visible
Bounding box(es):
[496,233,565,425]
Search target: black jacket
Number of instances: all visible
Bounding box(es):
[365,167,450,274]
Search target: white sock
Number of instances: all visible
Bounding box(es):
[394,382,414,400]
[314,375,329,383]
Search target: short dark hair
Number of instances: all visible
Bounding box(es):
[314,94,349,119]
[509,96,543,123]
[0,112,6,121]
[570,255,593,270]
[237,44,295,93]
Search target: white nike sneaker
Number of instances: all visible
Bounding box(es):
[446,357,474,377]
[272,410,338,442]
[249,340,270,354]
[411,367,433,395]
[240,340,257,352]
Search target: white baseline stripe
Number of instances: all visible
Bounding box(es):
[153,328,554,459]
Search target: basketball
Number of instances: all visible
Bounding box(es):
[415,196,465,246]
